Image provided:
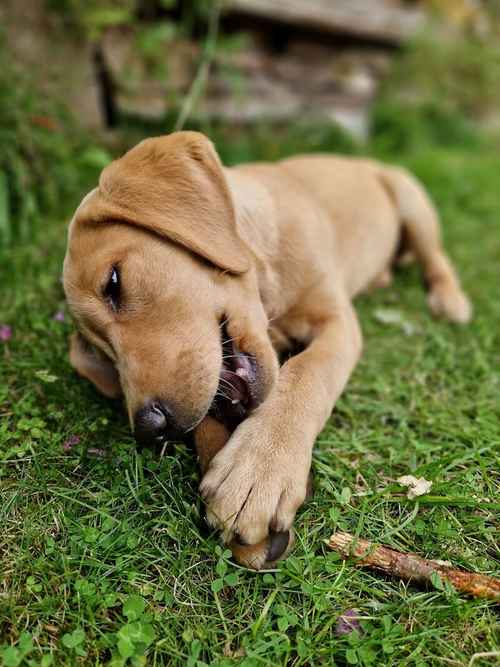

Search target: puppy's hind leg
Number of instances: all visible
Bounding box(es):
[370,268,393,291]
[380,167,472,324]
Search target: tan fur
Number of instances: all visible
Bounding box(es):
[194,416,293,569]
[69,332,122,398]
[63,131,471,569]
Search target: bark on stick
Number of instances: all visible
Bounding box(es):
[328,531,500,601]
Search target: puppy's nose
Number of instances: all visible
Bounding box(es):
[134,401,179,447]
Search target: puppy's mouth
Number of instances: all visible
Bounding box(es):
[210,324,259,427]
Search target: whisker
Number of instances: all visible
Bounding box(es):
[221,337,237,346]
[219,374,235,383]
[216,392,234,403]
[220,368,245,377]
[218,377,236,391]
[215,390,231,401]
[221,332,242,345]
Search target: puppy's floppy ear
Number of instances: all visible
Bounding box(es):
[69,333,122,399]
[78,132,249,274]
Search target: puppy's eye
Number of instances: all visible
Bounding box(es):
[103,266,121,311]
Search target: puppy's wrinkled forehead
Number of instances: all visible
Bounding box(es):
[66,131,250,276]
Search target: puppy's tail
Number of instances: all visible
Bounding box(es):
[379,166,472,324]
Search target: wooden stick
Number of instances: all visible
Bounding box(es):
[328,531,500,601]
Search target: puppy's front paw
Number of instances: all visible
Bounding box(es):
[199,412,310,551]
[228,472,313,569]
[229,529,295,570]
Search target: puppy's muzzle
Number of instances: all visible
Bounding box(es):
[134,401,181,447]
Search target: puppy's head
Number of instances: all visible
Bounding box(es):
[63,132,278,445]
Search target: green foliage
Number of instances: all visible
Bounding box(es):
[379,28,500,121]
[211,546,240,593]
[116,595,156,663]
[45,0,136,40]
[61,628,86,656]
[0,633,35,667]
[118,112,360,167]
[0,40,111,249]
[370,101,483,157]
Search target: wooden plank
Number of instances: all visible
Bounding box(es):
[228,0,424,42]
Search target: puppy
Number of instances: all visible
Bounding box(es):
[63,132,471,569]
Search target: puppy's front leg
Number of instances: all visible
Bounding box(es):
[195,416,295,569]
[200,296,362,562]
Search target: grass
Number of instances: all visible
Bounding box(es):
[0,115,499,666]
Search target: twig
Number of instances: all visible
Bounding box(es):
[174,0,222,131]
[328,531,500,601]
[468,652,500,667]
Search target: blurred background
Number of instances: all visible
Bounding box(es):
[0,0,499,245]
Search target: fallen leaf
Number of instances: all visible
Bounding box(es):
[397,475,433,500]
[35,369,58,383]
[373,308,416,336]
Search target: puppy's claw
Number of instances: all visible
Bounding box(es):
[266,530,290,563]
[230,529,294,570]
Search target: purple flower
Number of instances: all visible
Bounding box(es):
[0,325,12,342]
[63,435,81,451]
[53,311,65,322]
[335,609,361,636]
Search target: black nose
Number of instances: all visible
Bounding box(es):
[134,401,179,447]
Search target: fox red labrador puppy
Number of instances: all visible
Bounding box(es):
[63,132,471,569]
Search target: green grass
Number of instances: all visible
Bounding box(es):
[1,119,499,666]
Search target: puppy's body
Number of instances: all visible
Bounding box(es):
[227,157,398,328]
[226,154,468,349]
[64,133,471,570]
